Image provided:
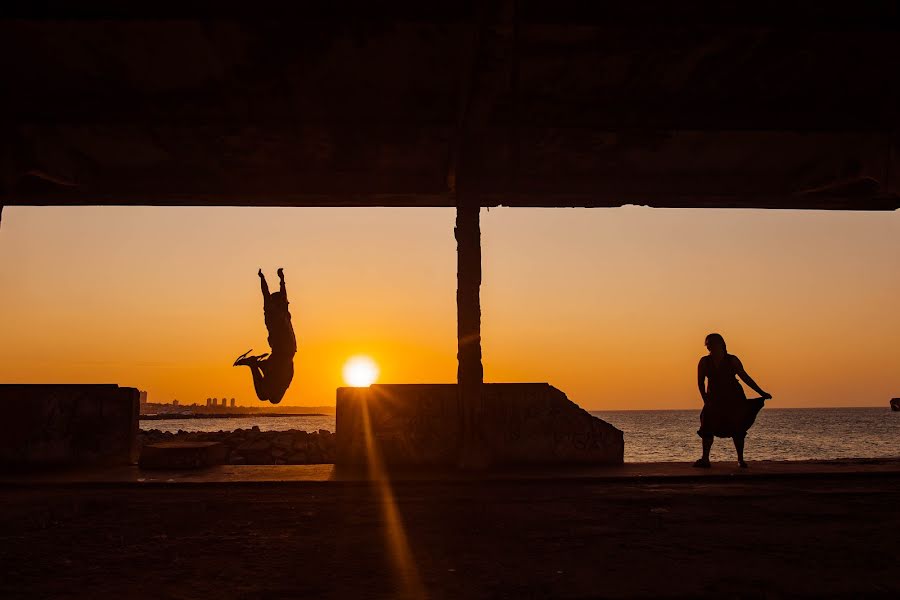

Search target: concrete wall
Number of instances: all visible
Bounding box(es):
[336,383,623,467]
[0,384,139,467]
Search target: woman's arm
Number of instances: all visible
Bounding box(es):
[732,356,772,399]
[697,358,709,403]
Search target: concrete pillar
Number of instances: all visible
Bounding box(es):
[455,204,486,467]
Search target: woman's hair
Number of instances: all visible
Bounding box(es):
[705,333,727,353]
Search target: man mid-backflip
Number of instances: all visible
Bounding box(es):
[233,268,297,404]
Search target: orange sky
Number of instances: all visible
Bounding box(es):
[0,206,897,409]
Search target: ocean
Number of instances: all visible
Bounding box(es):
[140,407,900,463]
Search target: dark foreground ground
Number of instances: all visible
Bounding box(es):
[2,475,899,599]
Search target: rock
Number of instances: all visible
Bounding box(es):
[891,398,900,412]
[139,442,228,470]
[135,426,339,465]
[287,451,308,464]
[273,434,294,450]
[237,439,270,452]
[242,452,273,465]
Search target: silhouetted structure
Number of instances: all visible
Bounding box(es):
[695,333,771,468]
[234,269,297,404]
[337,384,623,467]
[3,4,898,465]
[0,384,139,467]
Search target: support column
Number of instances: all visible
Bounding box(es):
[455,203,486,467]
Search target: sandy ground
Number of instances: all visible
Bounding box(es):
[1,475,899,599]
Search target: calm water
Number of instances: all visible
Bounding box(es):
[140,408,900,463]
[594,408,900,463]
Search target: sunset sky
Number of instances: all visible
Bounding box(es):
[0,205,897,410]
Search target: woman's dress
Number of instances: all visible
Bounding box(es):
[698,354,765,439]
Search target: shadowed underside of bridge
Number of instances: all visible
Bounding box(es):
[2,1,898,466]
[1,0,899,210]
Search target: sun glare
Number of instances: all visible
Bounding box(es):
[343,355,379,387]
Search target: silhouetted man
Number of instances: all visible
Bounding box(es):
[234,268,297,404]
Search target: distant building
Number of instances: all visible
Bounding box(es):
[138,390,148,405]
[172,399,179,406]
[230,398,236,407]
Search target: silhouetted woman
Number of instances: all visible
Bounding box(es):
[233,268,297,404]
[695,333,771,468]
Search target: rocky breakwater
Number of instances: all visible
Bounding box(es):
[138,427,336,465]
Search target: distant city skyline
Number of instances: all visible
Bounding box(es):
[0,205,897,410]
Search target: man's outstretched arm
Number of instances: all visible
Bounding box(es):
[277,268,287,296]
[259,269,270,297]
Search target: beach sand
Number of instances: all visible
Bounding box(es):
[2,465,899,598]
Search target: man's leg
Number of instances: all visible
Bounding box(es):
[247,362,269,402]
[233,349,253,366]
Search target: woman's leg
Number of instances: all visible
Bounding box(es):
[733,436,747,467]
[694,436,713,467]
[702,437,713,461]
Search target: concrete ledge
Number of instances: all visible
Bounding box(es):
[3,459,900,487]
[0,384,139,468]
[336,383,623,467]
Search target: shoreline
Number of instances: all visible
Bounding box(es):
[139,412,326,420]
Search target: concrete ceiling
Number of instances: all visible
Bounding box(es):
[2,1,899,209]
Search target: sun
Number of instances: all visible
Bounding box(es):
[342,355,379,387]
